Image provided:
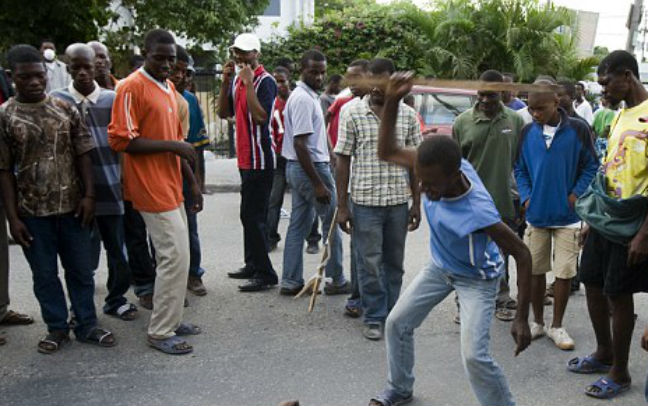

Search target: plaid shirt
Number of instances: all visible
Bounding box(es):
[334,96,422,206]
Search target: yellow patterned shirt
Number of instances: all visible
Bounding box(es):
[604,98,648,198]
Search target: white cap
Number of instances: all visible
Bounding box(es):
[230,33,261,52]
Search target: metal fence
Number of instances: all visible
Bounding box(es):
[192,70,235,158]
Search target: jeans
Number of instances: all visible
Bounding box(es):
[124,201,156,297]
[385,262,514,406]
[184,176,204,278]
[353,203,408,324]
[282,161,345,289]
[267,157,287,245]
[240,169,278,283]
[21,214,97,338]
[93,215,132,313]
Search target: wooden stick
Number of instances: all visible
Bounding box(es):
[345,75,560,93]
[294,208,339,313]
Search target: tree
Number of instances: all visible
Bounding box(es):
[264,0,598,82]
[0,0,112,53]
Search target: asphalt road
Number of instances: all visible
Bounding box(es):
[2,159,648,406]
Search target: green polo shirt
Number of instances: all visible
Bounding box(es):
[452,103,524,220]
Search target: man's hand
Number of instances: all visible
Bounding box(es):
[8,218,33,248]
[628,231,648,267]
[222,60,235,82]
[385,71,415,101]
[511,318,531,356]
[190,183,203,214]
[568,193,578,209]
[641,326,648,351]
[75,196,95,228]
[337,204,353,234]
[314,183,331,205]
[408,204,421,231]
[579,224,590,247]
[238,64,254,86]
[173,142,197,167]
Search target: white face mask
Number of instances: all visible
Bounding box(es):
[43,49,56,62]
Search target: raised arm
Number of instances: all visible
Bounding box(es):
[377,72,418,170]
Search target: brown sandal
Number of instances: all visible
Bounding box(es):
[37,331,70,354]
[1,310,34,325]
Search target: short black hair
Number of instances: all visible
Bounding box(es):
[479,69,504,82]
[557,79,576,99]
[502,72,516,81]
[368,58,395,76]
[130,54,145,69]
[40,39,54,47]
[403,93,415,105]
[328,74,342,84]
[349,59,369,71]
[273,66,290,80]
[574,82,585,90]
[175,45,189,63]
[275,57,294,73]
[598,50,639,79]
[7,44,43,71]
[417,136,461,174]
[300,49,326,70]
[143,29,175,51]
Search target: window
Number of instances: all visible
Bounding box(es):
[414,93,475,126]
[263,0,281,16]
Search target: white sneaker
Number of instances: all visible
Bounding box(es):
[530,321,545,340]
[546,326,575,350]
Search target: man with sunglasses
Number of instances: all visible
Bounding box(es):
[217,33,278,292]
[452,70,525,323]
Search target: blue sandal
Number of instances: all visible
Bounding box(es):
[369,389,413,406]
[148,335,193,355]
[567,355,612,374]
[175,322,202,336]
[585,377,631,399]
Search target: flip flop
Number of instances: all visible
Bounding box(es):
[105,303,138,321]
[585,377,631,399]
[37,331,70,354]
[0,310,34,325]
[148,335,193,355]
[77,327,116,348]
[175,322,202,336]
[567,355,612,374]
[369,389,414,406]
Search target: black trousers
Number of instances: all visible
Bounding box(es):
[123,201,156,296]
[240,169,278,283]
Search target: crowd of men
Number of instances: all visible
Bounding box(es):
[1,27,648,405]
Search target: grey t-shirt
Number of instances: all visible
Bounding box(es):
[282,81,330,163]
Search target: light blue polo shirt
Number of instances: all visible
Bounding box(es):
[282,81,330,163]
[424,159,504,280]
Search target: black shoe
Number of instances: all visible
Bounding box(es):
[228,267,255,279]
[279,285,304,296]
[238,278,276,292]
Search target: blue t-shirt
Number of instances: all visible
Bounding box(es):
[182,90,209,147]
[424,159,503,280]
[507,98,527,111]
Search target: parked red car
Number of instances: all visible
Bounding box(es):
[409,86,477,136]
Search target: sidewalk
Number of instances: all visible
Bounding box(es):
[204,152,241,193]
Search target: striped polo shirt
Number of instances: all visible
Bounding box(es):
[51,82,123,216]
[230,65,277,170]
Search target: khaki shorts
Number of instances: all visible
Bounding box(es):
[524,225,580,279]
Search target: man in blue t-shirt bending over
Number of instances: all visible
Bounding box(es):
[368,72,533,406]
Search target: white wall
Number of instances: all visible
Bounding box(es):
[254,0,315,41]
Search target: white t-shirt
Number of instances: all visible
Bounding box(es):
[542,122,559,148]
[574,100,594,125]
